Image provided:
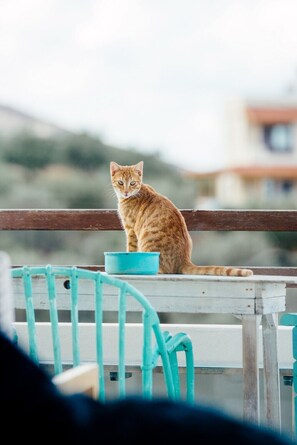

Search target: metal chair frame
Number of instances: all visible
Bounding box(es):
[280,313,297,436]
[12,265,195,402]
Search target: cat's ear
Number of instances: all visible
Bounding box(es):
[110,161,121,177]
[134,161,143,177]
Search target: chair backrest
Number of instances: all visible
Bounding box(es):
[12,265,194,402]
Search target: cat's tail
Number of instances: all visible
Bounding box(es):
[179,262,253,277]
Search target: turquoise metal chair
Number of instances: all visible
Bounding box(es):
[12,265,195,402]
[280,313,297,436]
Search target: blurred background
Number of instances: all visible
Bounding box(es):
[2,2,297,429]
[0,0,297,269]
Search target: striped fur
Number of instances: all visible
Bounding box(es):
[110,161,253,277]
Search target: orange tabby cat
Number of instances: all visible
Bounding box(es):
[110,161,253,276]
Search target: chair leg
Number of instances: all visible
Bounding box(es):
[169,350,180,398]
[185,346,195,403]
[163,331,195,402]
[293,328,297,438]
[293,388,295,437]
[293,362,297,438]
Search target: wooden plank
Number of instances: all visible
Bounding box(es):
[252,267,297,277]
[242,315,261,423]
[0,209,122,231]
[262,314,281,429]
[184,209,297,231]
[12,265,297,288]
[255,297,286,315]
[14,322,294,369]
[1,209,297,231]
[13,292,261,315]
[12,275,288,315]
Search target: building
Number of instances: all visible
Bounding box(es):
[190,98,297,208]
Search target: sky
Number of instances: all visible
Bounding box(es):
[1,0,297,172]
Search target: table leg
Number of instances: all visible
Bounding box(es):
[262,313,281,430]
[242,315,261,424]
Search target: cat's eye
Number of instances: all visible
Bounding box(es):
[130,181,136,186]
[118,180,124,186]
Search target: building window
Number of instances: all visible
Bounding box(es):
[282,180,293,193]
[264,179,293,198]
[263,124,293,152]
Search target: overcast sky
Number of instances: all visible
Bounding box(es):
[1,0,297,171]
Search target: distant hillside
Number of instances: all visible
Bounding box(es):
[0,103,183,177]
[0,104,72,138]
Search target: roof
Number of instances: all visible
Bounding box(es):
[188,166,297,180]
[246,107,297,124]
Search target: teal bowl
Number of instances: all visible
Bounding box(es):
[104,252,160,275]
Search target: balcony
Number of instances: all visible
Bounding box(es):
[2,208,297,436]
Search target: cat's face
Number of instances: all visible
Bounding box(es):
[110,161,143,199]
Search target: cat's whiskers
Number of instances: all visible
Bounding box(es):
[107,185,118,201]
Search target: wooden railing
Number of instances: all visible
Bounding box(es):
[0,208,297,231]
[1,208,297,283]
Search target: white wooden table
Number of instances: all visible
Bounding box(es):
[104,273,297,430]
[13,271,297,429]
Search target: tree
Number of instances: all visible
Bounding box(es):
[60,133,106,170]
[3,132,57,169]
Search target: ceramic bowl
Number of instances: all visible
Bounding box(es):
[104,252,160,275]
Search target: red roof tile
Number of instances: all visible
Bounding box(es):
[189,166,297,180]
[246,107,297,124]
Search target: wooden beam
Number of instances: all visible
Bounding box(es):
[0,209,297,231]
[14,322,294,370]
[0,209,122,231]
[184,209,297,231]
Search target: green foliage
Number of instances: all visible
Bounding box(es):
[0,163,26,196]
[33,167,112,209]
[267,232,297,252]
[191,231,296,267]
[59,133,106,170]
[2,133,58,169]
[149,175,197,209]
